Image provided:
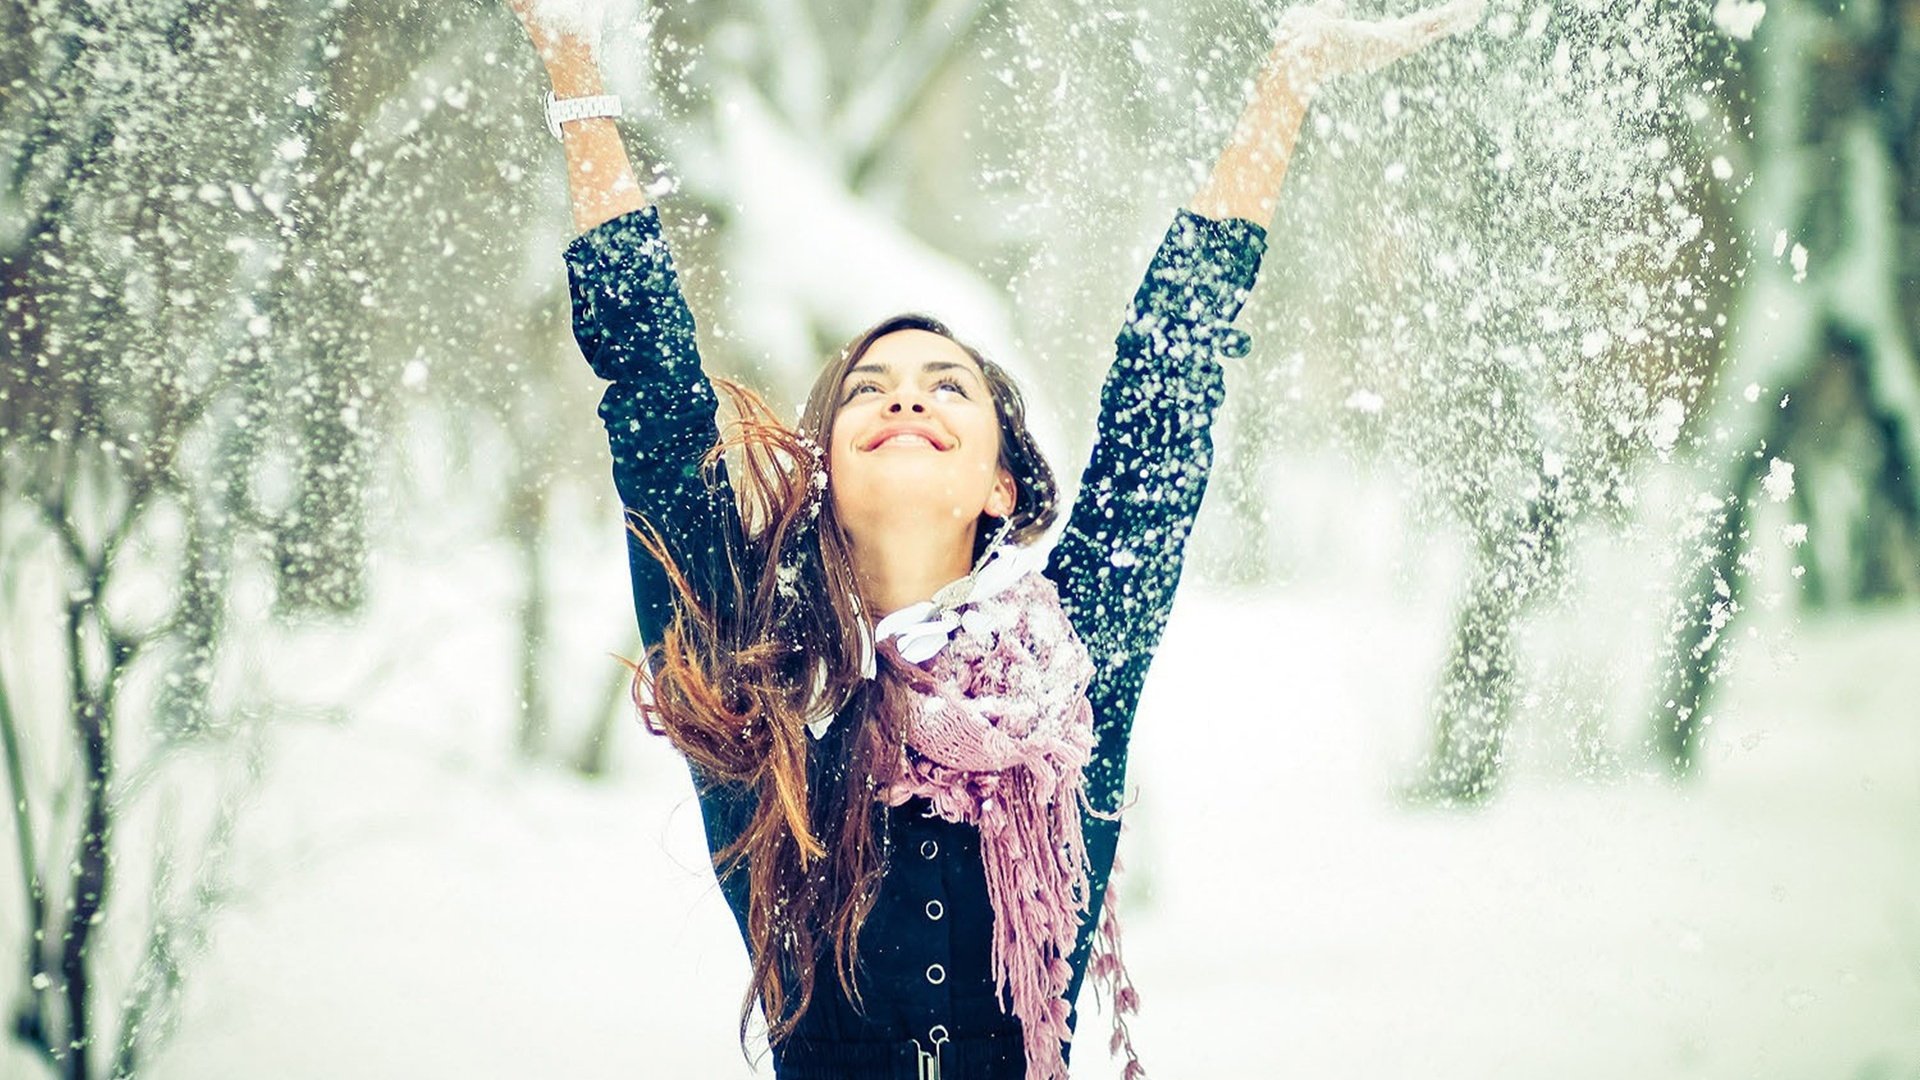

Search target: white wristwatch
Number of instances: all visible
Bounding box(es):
[544,90,622,140]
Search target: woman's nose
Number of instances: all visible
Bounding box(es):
[886,395,927,413]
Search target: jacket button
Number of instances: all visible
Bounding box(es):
[925,964,946,985]
[925,900,944,921]
[920,840,938,859]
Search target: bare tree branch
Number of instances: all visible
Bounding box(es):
[110,729,257,1079]
[0,653,54,1062]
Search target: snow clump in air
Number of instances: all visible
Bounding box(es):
[526,0,643,39]
[1711,0,1767,41]
[1761,457,1796,502]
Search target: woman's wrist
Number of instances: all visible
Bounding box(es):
[548,66,605,97]
[1257,37,1326,102]
[538,36,603,95]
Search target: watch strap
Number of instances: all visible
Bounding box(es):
[545,90,623,140]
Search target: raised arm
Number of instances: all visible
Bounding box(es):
[1047,0,1485,811]
[505,1,743,653]
[1188,0,1486,229]
[507,0,649,235]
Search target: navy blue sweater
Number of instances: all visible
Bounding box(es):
[566,206,1266,1078]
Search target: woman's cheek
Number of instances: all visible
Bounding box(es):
[825,417,855,471]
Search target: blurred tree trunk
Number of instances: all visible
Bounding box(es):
[0,0,240,1066]
[1409,474,1572,804]
[0,0,513,1072]
[511,463,551,759]
[573,633,644,778]
[1653,0,1920,774]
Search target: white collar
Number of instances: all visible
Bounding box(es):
[867,542,1041,662]
[802,541,1047,740]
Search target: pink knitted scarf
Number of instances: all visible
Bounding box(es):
[870,562,1145,1080]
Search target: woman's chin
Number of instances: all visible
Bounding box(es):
[840,499,981,536]
[844,460,975,493]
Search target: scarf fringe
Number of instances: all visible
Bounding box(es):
[876,569,1147,1080]
[1090,852,1146,1079]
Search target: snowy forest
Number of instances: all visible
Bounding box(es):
[2,0,1916,1076]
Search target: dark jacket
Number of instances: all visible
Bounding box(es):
[565,205,1267,1078]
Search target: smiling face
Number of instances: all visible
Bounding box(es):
[826,328,1017,548]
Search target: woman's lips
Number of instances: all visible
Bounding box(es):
[863,424,951,450]
[874,432,940,449]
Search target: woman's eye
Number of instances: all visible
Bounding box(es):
[935,379,968,396]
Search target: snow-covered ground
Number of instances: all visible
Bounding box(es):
[127,488,1920,1080]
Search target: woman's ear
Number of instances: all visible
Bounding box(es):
[988,467,1017,519]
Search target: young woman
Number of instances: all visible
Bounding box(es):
[508,2,1481,1077]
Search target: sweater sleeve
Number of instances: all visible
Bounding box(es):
[1043,208,1268,812]
[564,204,747,657]
[565,206,759,864]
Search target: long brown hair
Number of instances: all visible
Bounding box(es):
[627,313,1060,1051]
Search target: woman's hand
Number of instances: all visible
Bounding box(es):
[501,0,650,233]
[1187,0,1484,227]
[504,0,600,86]
[1264,0,1486,93]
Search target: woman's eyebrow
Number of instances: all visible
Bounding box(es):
[922,360,981,383]
[842,360,981,384]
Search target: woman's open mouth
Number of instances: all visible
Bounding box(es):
[875,433,940,449]
[863,424,952,451]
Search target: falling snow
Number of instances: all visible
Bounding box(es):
[2,0,1915,1077]
[1762,456,1797,501]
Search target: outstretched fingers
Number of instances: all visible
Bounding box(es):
[1402,0,1488,47]
[505,0,608,66]
[1269,0,1486,84]
[1341,0,1487,73]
